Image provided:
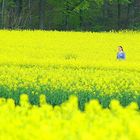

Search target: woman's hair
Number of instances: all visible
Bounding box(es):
[119,46,124,51]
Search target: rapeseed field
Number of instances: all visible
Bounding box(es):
[0,30,140,139]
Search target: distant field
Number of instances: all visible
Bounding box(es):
[0,31,140,109]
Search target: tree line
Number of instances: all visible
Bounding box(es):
[0,0,140,31]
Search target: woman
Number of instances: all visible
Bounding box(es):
[117,46,126,60]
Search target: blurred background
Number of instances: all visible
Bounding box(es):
[0,0,140,31]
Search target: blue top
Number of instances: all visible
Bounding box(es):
[117,51,125,60]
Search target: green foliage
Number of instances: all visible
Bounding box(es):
[73,0,89,13]
[109,0,131,4]
[0,0,139,30]
[0,0,15,8]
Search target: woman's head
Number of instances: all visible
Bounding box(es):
[118,46,123,52]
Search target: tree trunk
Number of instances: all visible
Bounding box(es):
[117,0,121,30]
[1,0,5,28]
[103,0,108,18]
[79,10,83,29]
[64,1,69,30]
[28,0,32,28]
[126,2,131,28]
[17,0,22,16]
[134,0,140,23]
[79,0,83,29]
[39,0,46,29]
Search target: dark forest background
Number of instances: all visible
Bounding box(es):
[0,0,140,31]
